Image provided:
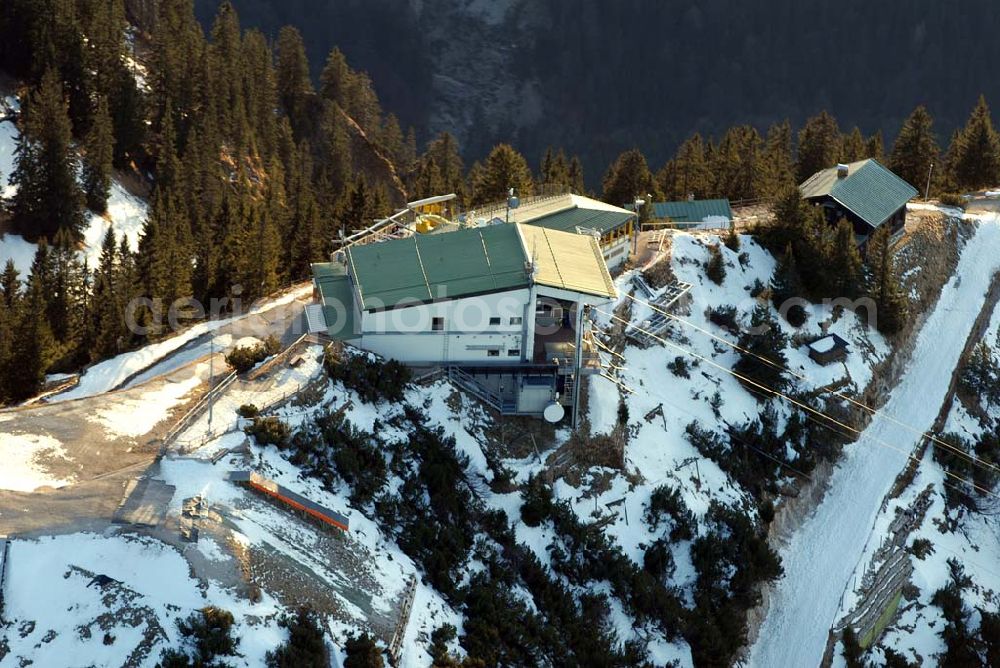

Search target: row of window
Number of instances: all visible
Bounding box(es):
[431,316,523,331]
[486,349,520,357]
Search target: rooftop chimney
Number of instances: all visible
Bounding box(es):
[836,163,850,179]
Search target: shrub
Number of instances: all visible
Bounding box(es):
[724,224,741,252]
[705,244,726,285]
[226,335,282,373]
[938,192,966,208]
[343,633,384,668]
[841,627,865,668]
[244,416,291,448]
[641,257,677,290]
[160,607,238,666]
[642,537,675,580]
[734,305,789,396]
[688,502,782,666]
[910,537,934,560]
[237,403,259,418]
[520,474,553,527]
[667,356,690,378]
[429,624,459,666]
[315,413,386,506]
[707,305,739,332]
[645,484,696,541]
[958,342,1000,406]
[325,352,411,404]
[266,607,329,668]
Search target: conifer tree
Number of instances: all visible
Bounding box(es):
[866,226,907,335]
[539,147,571,189]
[9,249,55,400]
[567,156,586,194]
[713,125,764,200]
[661,133,711,199]
[473,144,534,204]
[217,187,254,303]
[735,305,788,395]
[796,111,841,182]
[379,113,405,167]
[89,228,120,358]
[10,69,85,241]
[150,0,204,127]
[948,95,1000,191]
[762,121,795,197]
[412,156,445,201]
[0,260,20,309]
[252,159,286,297]
[771,243,806,326]
[602,148,659,207]
[889,105,939,193]
[319,47,351,106]
[156,103,181,191]
[0,294,11,404]
[866,130,885,162]
[82,95,114,212]
[275,25,314,138]
[425,132,466,202]
[49,227,85,344]
[317,106,353,203]
[760,185,810,252]
[829,219,863,299]
[841,127,866,162]
[242,29,279,161]
[208,1,247,146]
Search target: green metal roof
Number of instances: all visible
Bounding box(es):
[799,159,917,229]
[347,225,530,309]
[526,207,634,235]
[649,199,733,224]
[311,269,359,340]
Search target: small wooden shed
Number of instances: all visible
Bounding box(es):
[808,333,849,366]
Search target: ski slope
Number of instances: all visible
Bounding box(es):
[747,213,1000,667]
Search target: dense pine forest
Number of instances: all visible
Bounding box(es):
[3,0,1000,411]
[202,0,1000,180]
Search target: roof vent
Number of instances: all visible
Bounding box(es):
[836,163,850,179]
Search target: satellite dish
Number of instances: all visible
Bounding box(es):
[543,402,565,423]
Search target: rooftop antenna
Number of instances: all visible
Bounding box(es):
[506,187,520,225]
[525,239,539,281]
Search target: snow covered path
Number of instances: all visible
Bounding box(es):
[748,215,1000,667]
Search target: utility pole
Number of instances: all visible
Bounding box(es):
[208,334,215,434]
[632,195,647,257]
[925,162,934,200]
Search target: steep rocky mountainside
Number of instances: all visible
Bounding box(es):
[199,0,1000,183]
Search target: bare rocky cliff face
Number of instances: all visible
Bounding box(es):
[410,0,544,159]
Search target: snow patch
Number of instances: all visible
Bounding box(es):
[0,433,73,491]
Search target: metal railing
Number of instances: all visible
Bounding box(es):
[388,575,418,665]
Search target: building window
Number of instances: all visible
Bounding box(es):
[487,349,500,357]
[432,317,444,331]
[510,316,523,325]
[507,349,520,357]
[489,316,501,325]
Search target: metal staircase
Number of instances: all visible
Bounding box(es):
[627,277,692,347]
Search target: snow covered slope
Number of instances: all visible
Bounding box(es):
[49,284,310,402]
[0,93,147,278]
[748,213,1000,668]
